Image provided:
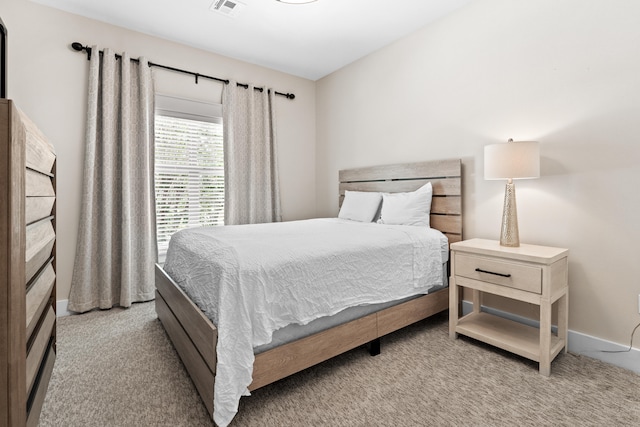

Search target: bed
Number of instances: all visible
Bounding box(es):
[155,158,462,426]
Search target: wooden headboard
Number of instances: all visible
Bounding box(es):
[338,159,462,244]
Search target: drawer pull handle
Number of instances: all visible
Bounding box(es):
[475,268,511,278]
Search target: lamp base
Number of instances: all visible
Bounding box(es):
[500,180,520,247]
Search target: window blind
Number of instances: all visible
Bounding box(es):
[155,114,224,257]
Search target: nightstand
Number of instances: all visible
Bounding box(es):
[449,238,569,376]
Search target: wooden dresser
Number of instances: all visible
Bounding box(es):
[1,99,57,426]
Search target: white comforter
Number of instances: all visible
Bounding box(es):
[163,218,447,427]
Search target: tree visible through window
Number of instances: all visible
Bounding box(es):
[154,112,224,258]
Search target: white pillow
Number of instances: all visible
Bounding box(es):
[338,191,382,222]
[379,182,433,227]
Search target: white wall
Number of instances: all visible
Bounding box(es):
[4,0,316,304]
[316,0,640,346]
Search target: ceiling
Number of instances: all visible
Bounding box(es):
[33,0,472,81]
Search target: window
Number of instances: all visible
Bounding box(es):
[154,95,224,259]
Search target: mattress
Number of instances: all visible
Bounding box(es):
[163,218,448,426]
[254,268,448,354]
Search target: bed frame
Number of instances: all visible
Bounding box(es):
[155,158,462,417]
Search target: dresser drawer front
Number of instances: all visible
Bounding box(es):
[455,253,542,293]
[26,306,56,395]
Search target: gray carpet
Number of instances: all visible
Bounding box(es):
[40,301,640,426]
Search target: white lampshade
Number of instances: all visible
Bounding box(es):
[484,140,540,180]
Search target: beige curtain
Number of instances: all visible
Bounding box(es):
[222,81,281,225]
[69,47,157,313]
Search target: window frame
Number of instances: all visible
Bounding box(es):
[154,94,224,262]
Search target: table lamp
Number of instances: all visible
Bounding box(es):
[484,139,540,247]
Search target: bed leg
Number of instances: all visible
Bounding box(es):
[367,338,380,356]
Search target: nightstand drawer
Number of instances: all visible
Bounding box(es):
[455,253,542,293]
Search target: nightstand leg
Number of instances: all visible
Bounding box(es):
[472,289,482,314]
[449,280,459,339]
[540,300,552,376]
[558,291,569,354]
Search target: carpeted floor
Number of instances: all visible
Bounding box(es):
[39,301,640,426]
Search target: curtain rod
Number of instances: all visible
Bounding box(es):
[70,42,295,100]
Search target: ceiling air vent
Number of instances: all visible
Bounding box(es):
[210,0,246,18]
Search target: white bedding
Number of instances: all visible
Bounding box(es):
[163,218,448,427]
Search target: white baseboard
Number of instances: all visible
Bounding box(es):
[461,300,640,374]
[56,299,72,317]
[569,329,640,374]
